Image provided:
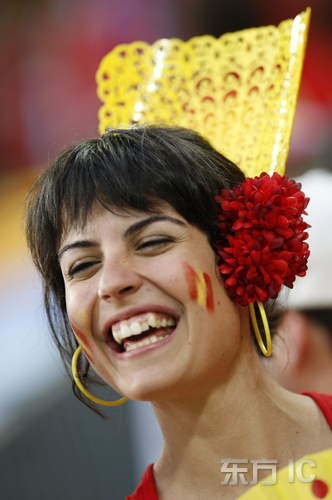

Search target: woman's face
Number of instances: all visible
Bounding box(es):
[59,203,248,402]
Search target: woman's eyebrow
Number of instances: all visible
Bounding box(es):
[124,215,186,238]
[58,240,98,261]
[58,216,186,260]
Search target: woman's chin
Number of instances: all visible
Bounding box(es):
[114,368,185,403]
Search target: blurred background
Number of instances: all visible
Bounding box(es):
[2,1,332,499]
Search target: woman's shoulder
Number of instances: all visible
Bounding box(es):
[126,464,158,500]
[302,391,332,429]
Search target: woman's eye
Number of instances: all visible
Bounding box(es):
[69,261,97,277]
[137,238,174,251]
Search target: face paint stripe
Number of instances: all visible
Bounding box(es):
[71,324,94,363]
[183,262,198,301]
[73,331,94,363]
[203,272,214,311]
[81,346,94,364]
[196,269,207,307]
[73,333,94,359]
[77,309,91,330]
[183,262,214,311]
[72,326,93,352]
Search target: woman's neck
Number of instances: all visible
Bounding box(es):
[152,353,332,500]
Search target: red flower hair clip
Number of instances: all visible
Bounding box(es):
[215,172,310,307]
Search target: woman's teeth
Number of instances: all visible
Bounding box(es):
[112,312,176,344]
[125,334,169,351]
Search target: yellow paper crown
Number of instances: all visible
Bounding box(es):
[96,8,310,177]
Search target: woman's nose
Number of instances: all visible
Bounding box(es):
[97,256,142,301]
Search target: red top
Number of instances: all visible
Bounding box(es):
[125,392,332,500]
[126,463,158,500]
[302,391,332,428]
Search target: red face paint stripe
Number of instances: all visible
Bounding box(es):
[183,263,198,301]
[203,272,214,311]
[72,325,93,351]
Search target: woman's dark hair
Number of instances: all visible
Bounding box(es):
[24,125,280,414]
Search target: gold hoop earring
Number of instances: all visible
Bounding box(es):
[71,346,128,406]
[248,301,272,357]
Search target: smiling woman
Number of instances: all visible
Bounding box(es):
[23,10,332,500]
[23,124,332,499]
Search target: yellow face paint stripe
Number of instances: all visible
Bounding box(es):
[183,262,214,311]
[195,268,207,307]
[77,309,91,329]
